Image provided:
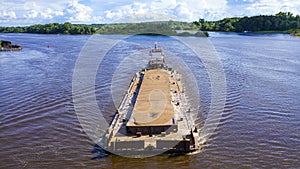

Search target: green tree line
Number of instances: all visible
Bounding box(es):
[94,21,207,36]
[0,21,208,36]
[0,12,299,36]
[193,12,300,33]
[0,22,96,34]
[0,21,202,35]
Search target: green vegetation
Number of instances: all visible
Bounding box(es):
[192,12,300,36]
[0,21,208,37]
[288,29,300,37]
[95,22,178,35]
[93,21,208,36]
[0,40,2,49]
[0,12,299,37]
[0,22,96,35]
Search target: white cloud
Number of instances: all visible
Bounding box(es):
[185,0,228,20]
[245,0,300,16]
[103,1,175,22]
[174,3,194,20]
[0,0,103,25]
[0,0,300,26]
[23,8,62,20]
[102,0,228,22]
[24,10,38,19]
[150,0,177,12]
[0,10,17,22]
[63,0,93,22]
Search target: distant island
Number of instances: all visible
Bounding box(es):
[0,12,299,37]
[0,40,22,51]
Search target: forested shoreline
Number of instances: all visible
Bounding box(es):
[0,22,96,35]
[192,12,300,36]
[0,21,208,37]
[0,12,299,37]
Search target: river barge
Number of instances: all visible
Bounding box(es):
[102,43,199,156]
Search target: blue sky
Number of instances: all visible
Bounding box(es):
[1,0,299,26]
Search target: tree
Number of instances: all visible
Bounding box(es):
[264,20,272,30]
[289,21,299,29]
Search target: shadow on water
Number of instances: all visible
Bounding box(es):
[91,144,109,160]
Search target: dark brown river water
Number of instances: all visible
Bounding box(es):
[0,33,299,168]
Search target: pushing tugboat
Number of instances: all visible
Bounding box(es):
[102,43,199,157]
